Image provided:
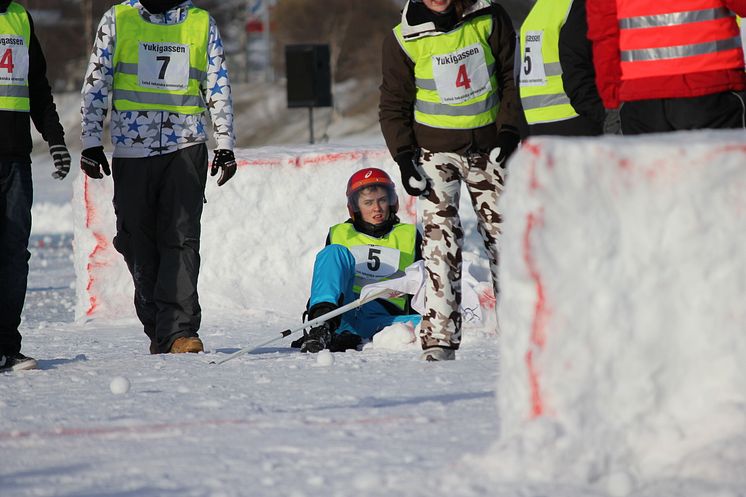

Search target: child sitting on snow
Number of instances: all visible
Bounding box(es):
[292,168,422,353]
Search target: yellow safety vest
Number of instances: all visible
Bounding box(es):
[328,223,417,311]
[0,2,30,112]
[519,0,578,124]
[394,14,499,129]
[112,4,209,114]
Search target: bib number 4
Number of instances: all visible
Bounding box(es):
[0,49,14,73]
[455,64,472,90]
[0,37,29,84]
[431,42,491,104]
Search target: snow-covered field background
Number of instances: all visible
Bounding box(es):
[1,83,745,497]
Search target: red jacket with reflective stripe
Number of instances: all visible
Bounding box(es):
[587,0,746,107]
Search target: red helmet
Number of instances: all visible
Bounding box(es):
[346,168,399,220]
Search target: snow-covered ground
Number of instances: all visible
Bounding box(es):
[4,86,745,497]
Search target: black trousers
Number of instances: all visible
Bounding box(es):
[620,91,746,134]
[112,145,208,352]
[0,159,32,356]
[528,114,603,137]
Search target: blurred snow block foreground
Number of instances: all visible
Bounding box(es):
[72,145,410,321]
[487,131,746,495]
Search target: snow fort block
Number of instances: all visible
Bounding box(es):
[490,131,746,495]
[72,145,414,321]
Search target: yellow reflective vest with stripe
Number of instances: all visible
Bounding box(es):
[394,14,499,130]
[519,0,578,124]
[0,2,30,112]
[112,4,208,114]
[328,223,417,311]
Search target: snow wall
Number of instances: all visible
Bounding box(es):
[72,144,495,323]
[483,130,746,496]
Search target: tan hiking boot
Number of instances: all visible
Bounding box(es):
[169,337,204,354]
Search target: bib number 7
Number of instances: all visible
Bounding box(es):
[138,42,190,90]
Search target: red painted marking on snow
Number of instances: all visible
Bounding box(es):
[85,232,109,316]
[236,158,283,168]
[529,160,541,191]
[478,288,496,310]
[0,415,426,441]
[522,141,542,157]
[235,150,390,169]
[523,210,549,418]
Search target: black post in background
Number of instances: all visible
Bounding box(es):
[285,44,332,144]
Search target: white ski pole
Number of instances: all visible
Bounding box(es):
[210,287,398,365]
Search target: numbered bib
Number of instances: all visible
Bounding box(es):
[138,42,190,90]
[0,36,29,84]
[349,245,401,280]
[431,42,491,104]
[520,30,546,87]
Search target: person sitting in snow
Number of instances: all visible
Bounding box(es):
[292,168,423,353]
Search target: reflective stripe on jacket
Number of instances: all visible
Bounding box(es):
[0,2,30,112]
[618,0,744,81]
[394,13,499,130]
[519,0,577,124]
[328,223,417,311]
[112,4,209,114]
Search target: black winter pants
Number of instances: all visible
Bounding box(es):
[620,91,746,134]
[0,159,32,356]
[112,145,208,352]
[528,114,603,137]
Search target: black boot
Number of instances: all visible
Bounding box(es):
[298,302,339,353]
[300,322,334,353]
[0,352,38,372]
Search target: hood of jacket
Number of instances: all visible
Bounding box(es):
[400,0,492,40]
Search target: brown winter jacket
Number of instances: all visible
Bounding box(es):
[379,0,522,160]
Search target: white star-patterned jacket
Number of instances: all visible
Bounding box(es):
[80,0,235,158]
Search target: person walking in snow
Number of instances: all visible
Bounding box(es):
[292,168,422,354]
[519,0,606,136]
[587,0,746,133]
[79,0,236,354]
[380,0,521,361]
[0,0,71,372]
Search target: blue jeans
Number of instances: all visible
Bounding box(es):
[309,244,420,339]
[0,159,32,355]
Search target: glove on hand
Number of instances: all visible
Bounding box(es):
[49,144,71,180]
[80,146,111,179]
[211,149,237,186]
[395,151,429,197]
[488,132,520,168]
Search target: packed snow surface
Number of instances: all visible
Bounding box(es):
[3,131,745,497]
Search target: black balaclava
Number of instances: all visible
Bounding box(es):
[140,0,183,15]
[352,214,400,239]
[0,0,12,14]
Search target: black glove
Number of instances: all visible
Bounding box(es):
[49,144,71,180]
[211,149,237,186]
[395,151,429,197]
[80,146,111,179]
[488,132,520,168]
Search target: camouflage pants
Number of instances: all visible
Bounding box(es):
[418,149,503,350]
